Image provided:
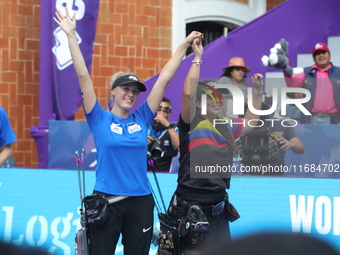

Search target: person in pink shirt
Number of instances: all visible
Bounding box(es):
[284,42,340,124]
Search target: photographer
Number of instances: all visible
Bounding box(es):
[239,99,305,175]
[268,119,305,171]
[148,97,179,172]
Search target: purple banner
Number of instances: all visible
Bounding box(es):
[52,0,100,120]
[31,0,100,168]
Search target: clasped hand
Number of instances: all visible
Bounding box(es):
[251,73,264,90]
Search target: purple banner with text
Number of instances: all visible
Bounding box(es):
[31,0,100,168]
[51,0,99,120]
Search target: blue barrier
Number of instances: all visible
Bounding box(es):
[48,121,340,179]
[0,168,339,254]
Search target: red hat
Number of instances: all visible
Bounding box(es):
[312,43,330,55]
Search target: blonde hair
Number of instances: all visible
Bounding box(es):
[108,71,136,88]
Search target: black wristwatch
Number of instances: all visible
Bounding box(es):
[165,123,175,129]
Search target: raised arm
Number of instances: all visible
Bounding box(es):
[53,7,96,113]
[284,72,305,88]
[283,57,306,88]
[241,74,265,134]
[181,38,203,123]
[147,31,204,113]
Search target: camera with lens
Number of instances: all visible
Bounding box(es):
[238,101,279,167]
[148,137,164,160]
[239,129,278,166]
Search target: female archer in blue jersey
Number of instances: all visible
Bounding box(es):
[54,7,203,255]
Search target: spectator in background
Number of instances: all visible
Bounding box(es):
[148,97,179,172]
[240,100,305,176]
[284,42,340,124]
[267,118,305,175]
[0,107,16,166]
[217,57,251,117]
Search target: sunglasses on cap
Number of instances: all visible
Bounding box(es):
[158,105,172,113]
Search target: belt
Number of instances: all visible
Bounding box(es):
[94,191,128,204]
[312,112,340,118]
[201,201,225,216]
[174,194,225,216]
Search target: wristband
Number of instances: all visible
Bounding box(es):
[192,59,202,66]
[253,90,264,96]
[165,123,175,129]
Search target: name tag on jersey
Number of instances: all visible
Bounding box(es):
[111,123,123,134]
[128,123,142,134]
